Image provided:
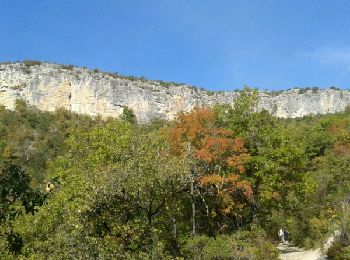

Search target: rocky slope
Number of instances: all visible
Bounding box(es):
[1,62,350,122]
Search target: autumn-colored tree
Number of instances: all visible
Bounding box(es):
[168,107,252,235]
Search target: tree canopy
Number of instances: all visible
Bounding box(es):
[0,92,349,258]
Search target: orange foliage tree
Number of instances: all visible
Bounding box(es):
[168,107,252,235]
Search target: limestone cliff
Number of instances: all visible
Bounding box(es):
[1,62,349,122]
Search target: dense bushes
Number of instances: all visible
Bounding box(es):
[183,227,278,260]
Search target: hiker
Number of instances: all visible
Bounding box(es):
[283,228,290,243]
[278,227,285,243]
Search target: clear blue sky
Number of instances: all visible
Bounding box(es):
[2,0,350,91]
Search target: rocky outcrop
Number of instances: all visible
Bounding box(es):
[1,62,350,122]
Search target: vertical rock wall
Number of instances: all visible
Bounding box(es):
[0,62,349,122]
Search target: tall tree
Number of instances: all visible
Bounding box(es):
[168,107,252,236]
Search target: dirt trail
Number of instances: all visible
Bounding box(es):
[278,243,325,260]
[278,234,336,260]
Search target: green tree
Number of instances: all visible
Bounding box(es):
[214,87,315,242]
[4,120,189,258]
[120,106,137,125]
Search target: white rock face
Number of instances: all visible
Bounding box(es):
[1,62,350,122]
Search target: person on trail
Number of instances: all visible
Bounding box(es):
[283,228,290,243]
[278,227,285,243]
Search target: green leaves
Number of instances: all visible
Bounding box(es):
[6,119,192,258]
[120,106,137,125]
[0,94,350,257]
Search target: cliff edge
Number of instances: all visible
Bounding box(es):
[1,62,349,122]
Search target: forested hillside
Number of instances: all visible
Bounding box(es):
[1,88,350,259]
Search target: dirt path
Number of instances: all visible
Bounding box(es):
[278,243,325,260]
[278,231,338,259]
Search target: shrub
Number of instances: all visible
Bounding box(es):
[327,239,350,259]
[60,64,75,70]
[182,228,278,260]
[119,107,137,125]
[312,87,319,93]
[23,60,42,67]
[298,87,311,94]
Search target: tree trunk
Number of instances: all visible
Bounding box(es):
[186,141,196,236]
[191,176,196,236]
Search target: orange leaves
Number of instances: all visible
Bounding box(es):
[199,174,253,201]
[168,107,250,174]
[227,154,250,174]
[200,172,253,227]
[168,107,215,155]
[194,148,213,163]
[235,180,254,201]
[200,174,239,187]
[168,107,253,221]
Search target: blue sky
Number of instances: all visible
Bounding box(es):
[2,0,350,91]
